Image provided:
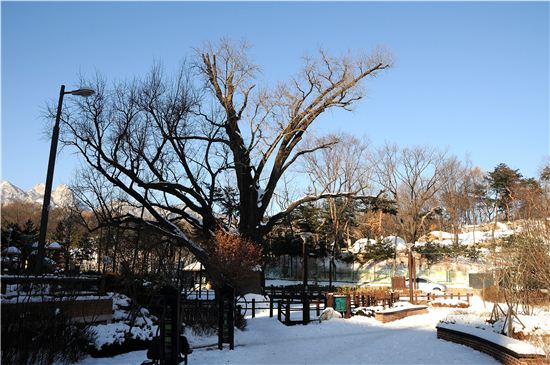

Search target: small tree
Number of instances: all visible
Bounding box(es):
[208,230,263,292]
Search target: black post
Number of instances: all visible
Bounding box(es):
[302,236,310,324]
[218,284,235,350]
[158,285,180,365]
[36,85,65,275]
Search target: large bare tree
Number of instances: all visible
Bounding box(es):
[57,40,391,290]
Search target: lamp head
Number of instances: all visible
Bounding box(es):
[69,88,95,97]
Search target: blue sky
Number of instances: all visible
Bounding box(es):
[2,1,549,191]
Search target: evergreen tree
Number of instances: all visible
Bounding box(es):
[486,163,522,221]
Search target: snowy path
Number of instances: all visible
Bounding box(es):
[74,306,499,365]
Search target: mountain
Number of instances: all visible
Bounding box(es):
[0,180,74,207]
[0,181,28,204]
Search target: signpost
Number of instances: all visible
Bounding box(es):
[334,296,347,313]
[159,286,180,365]
[217,284,235,350]
[327,293,351,319]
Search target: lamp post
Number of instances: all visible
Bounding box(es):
[35,85,95,275]
[297,220,313,325]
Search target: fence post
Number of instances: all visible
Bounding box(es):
[450,293,454,300]
[277,301,282,321]
[345,294,351,319]
[316,300,320,317]
[251,298,256,318]
[467,293,470,305]
[269,296,274,318]
[285,298,290,325]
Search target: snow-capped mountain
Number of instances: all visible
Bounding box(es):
[0,181,28,204]
[0,180,74,207]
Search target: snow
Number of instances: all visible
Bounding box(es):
[47,242,62,250]
[350,238,377,253]
[72,299,504,365]
[416,223,517,247]
[318,307,342,321]
[88,293,157,351]
[436,323,545,355]
[184,290,215,300]
[377,303,427,314]
[1,294,111,304]
[2,246,21,255]
[431,298,469,307]
[429,231,454,240]
[182,261,203,271]
[382,235,406,250]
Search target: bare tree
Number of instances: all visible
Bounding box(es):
[372,144,449,299]
[439,157,470,244]
[373,144,448,245]
[57,40,391,291]
[303,133,373,248]
[302,132,374,287]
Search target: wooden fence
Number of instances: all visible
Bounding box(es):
[277,297,326,325]
[1,275,105,296]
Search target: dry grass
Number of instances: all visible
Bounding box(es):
[335,286,392,299]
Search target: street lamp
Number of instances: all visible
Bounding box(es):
[297,219,313,325]
[35,85,95,275]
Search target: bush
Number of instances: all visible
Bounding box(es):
[336,286,391,299]
[209,230,263,290]
[1,298,93,365]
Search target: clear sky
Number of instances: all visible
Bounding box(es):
[2,1,549,191]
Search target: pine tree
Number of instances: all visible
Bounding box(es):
[486,163,522,221]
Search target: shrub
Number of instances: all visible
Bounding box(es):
[209,230,263,288]
[1,297,93,365]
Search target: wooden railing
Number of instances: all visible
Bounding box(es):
[276,297,326,326]
[1,274,105,296]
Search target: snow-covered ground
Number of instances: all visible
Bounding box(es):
[72,296,503,365]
